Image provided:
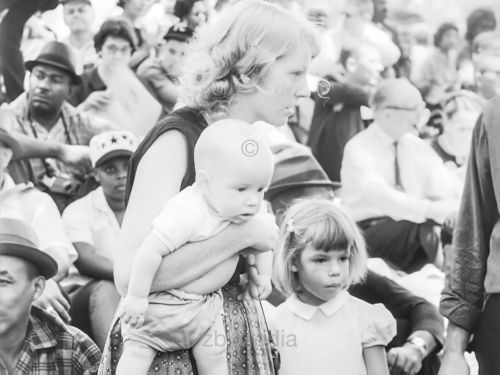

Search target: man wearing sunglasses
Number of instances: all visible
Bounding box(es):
[339,78,462,273]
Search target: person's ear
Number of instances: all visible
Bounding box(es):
[345,56,358,74]
[32,277,46,301]
[0,147,13,168]
[274,207,286,226]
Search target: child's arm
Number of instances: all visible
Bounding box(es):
[121,233,171,328]
[363,346,390,375]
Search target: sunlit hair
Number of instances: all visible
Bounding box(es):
[180,0,320,115]
[273,199,367,297]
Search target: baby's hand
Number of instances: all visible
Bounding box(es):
[120,295,149,328]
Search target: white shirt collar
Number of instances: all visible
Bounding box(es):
[370,122,396,146]
[287,290,349,320]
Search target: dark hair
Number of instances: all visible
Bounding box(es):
[174,0,200,19]
[433,22,458,47]
[465,8,496,43]
[116,0,125,7]
[93,18,137,52]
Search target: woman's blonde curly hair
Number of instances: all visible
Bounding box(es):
[180,0,319,116]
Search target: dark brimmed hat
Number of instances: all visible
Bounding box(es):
[60,0,91,4]
[0,218,58,279]
[265,143,341,201]
[163,23,194,43]
[25,41,80,84]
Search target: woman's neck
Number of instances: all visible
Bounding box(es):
[226,101,259,124]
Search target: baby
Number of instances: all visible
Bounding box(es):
[116,119,275,375]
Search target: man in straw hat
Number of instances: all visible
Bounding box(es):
[0,218,101,374]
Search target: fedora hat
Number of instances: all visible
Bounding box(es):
[25,41,80,84]
[0,218,58,279]
[265,143,341,201]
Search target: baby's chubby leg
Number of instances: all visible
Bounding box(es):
[192,311,229,375]
[116,340,157,375]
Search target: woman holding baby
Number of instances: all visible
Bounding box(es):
[98,1,318,373]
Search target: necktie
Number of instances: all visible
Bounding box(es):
[394,141,403,190]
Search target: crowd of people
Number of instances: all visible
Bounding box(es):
[1,0,500,374]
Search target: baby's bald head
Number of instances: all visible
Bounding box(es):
[194,119,274,185]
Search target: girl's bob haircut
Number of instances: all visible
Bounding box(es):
[180,0,320,115]
[273,199,368,297]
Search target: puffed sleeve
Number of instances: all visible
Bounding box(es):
[362,303,397,348]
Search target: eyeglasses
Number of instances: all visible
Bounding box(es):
[102,44,132,55]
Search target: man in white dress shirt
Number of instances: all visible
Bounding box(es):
[340,78,462,272]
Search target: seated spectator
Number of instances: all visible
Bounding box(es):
[308,43,383,182]
[117,0,156,70]
[173,0,208,31]
[0,218,101,374]
[472,34,500,100]
[0,0,59,102]
[264,143,444,375]
[137,23,193,114]
[310,0,400,79]
[429,91,483,176]
[340,79,462,272]
[415,23,460,105]
[456,7,497,90]
[69,18,137,110]
[61,0,98,73]
[62,130,137,349]
[0,40,105,212]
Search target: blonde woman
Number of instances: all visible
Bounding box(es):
[98,1,319,374]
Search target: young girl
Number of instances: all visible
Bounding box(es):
[269,199,396,375]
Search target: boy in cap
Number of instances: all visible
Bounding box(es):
[62,130,137,349]
[0,217,101,374]
[137,23,194,113]
[0,130,78,324]
[117,119,274,375]
[265,143,443,375]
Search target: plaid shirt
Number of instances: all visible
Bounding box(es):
[0,306,101,374]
